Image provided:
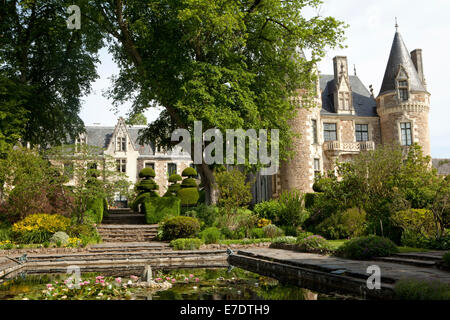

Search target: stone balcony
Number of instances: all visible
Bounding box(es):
[323,141,375,156]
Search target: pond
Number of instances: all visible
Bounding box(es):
[0,267,352,300]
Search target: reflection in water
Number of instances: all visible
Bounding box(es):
[0,267,341,300]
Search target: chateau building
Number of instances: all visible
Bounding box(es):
[78,27,442,204]
[276,27,432,195]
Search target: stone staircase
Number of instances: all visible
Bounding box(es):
[374,251,445,269]
[98,208,158,242]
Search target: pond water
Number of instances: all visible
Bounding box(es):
[0,267,351,300]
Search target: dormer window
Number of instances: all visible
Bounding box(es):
[398,80,409,101]
[116,136,127,152]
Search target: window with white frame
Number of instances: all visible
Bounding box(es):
[400,122,412,146]
[116,159,126,173]
[116,136,127,151]
[145,162,155,169]
[314,158,321,178]
[355,124,369,142]
[398,80,409,101]
[323,123,337,141]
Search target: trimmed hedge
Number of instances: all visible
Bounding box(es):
[86,198,104,224]
[177,187,200,206]
[139,167,156,178]
[182,167,198,177]
[181,178,198,187]
[170,238,203,250]
[144,197,181,224]
[162,216,200,240]
[336,235,398,260]
[168,174,182,183]
[130,192,159,212]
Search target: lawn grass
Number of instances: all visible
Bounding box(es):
[397,246,429,253]
[326,239,348,250]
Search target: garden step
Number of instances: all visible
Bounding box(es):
[391,252,445,262]
[102,213,146,225]
[97,224,159,242]
[374,257,437,268]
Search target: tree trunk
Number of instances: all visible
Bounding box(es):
[197,162,219,205]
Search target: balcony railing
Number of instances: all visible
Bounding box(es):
[323,141,375,154]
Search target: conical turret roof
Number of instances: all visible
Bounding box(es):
[379,31,427,96]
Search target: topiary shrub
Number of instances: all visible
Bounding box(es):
[162,216,201,240]
[182,167,198,178]
[170,238,203,250]
[262,224,284,238]
[86,198,104,224]
[296,234,332,254]
[50,231,70,245]
[144,197,180,224]
[177,187,200,206]
[130,192,159,212]
[199,227,222,244]
[168,174,182,183]
[139,167,156,178]
[336,235,398,260]
[181,178,198,187]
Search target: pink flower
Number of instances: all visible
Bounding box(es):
[184,278,189,282]
[166,277,171,281]
[130,275,138,281]
[46,284,52,288]
[171,278,176,283]
[115,277,122,284]
[195,278,199,282]
[189,274,194,278]
[84,281,90,285]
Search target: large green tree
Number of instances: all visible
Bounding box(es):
[0,0,104,150]
[81,0,346,203]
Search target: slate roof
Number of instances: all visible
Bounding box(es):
[319,74,377,117]
[432,159,450,176]
[379,32,427,96]
[85,125,155,156]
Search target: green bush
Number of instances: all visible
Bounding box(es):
[86,198,104,224]
[392,209,436,239]
[336,235,398,260]
[315,208,366,240]
[144,197,181,224]
[443,251,450,267]
[184,204,220,229]
[271,236,297,244]
[50,231,69,245]
[214,209,258,238]
[181,178,198,187]
[296,235,333,254]
[177,187,200,206]
[394,279,450,300]
[168,174,182,183]
[0,224,12,241]
[182,167,198,178]
[262,224,284,238]
[137,179,159,191]
[170,238,203,250]
[199,227,222,244]
[304,193,321,209]
[131,192,159,212]
[139,167,156,178]
[278,190,309,227]
[253,200,283,222]
[297,231,314,240]
[280,225,300,237]
[162,216,201,240]
[250,228,265,239]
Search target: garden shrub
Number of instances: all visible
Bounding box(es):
[130,192,159,212]
[443,251,450,267]
[0,223,12,241]
[181,167,198,178]
[315,207,366,240]
[214,209,258,238]
[177,168,200,207]
[278,190,310,227]
[170,238,203,250]
[139,167,156,178]
[296,235,333,254]
[257,218,271,228]
[168,174,182,183]
[0,240,14,250]
[144,197,180,224]
[271,236,297,244]
[50,231,70,245]
[336,235,398,260]
[12,213,70,244]
[199,227,222,244]
[250,228,265,239]
[162,216,201,240]
[184,204,220,229]
[254,200,283,222]
[297,231,314,240]
[262,224,284,238]
[86,198,104,224]
[304,193,321,209]
[392,209,436,239]
[280,225,300,237]
[394,279,450,300]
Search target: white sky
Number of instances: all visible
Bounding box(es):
[79,0,450,158]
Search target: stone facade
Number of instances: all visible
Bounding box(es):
[277,28,432,196]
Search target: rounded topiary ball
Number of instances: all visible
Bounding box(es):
[181,177,198,188]
[182,167,198,178]
[168,174,182,183]
[139,167,156,179]
[137,179,159,191]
